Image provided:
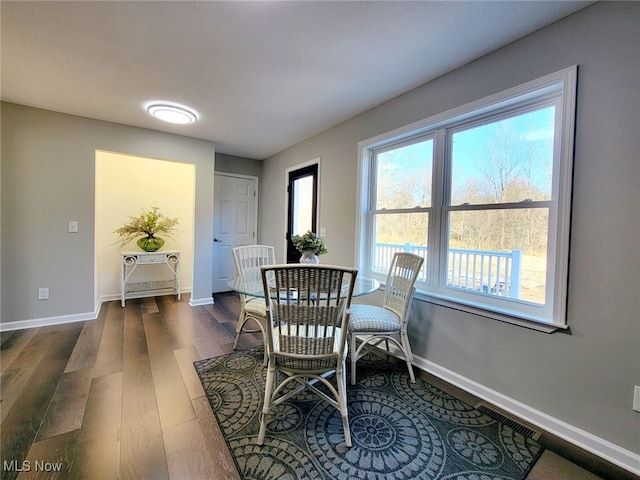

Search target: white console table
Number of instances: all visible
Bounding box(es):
[121,251,180,307]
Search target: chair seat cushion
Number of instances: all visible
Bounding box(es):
[244,297,268,316]
[348,304,401,333]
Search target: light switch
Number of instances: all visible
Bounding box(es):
[68,221,78,233]
[319,227,327,238]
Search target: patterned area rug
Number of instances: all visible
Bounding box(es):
[194,347,543,480]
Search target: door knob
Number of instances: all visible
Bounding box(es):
[214,238,221,242]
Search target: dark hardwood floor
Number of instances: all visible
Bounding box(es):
[0,293,629,480]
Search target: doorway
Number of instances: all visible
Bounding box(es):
[212,173,259,292]
[286,161,319,263]
[95,151,196,301]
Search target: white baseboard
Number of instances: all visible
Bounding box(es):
[0,310,98,332]
[0,289,196,332]
[101,293,121,303]
[189,296,214,307]
[412,355,640,477]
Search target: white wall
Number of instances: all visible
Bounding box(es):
[258,1,640,471]
[95,151,195,299]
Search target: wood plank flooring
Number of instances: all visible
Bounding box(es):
[0,293,629,480]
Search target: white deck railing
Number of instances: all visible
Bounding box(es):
[373,242,522,299]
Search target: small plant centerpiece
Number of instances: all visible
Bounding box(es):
[291,230,328,264]
[114,207,179,252]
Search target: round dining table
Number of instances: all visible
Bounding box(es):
[227,270,380,299]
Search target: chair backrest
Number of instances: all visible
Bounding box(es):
[260,264,357,369]
[383,252,424,322]
[232,244,276,276]
[232,245,276,304]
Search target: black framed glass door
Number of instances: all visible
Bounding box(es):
[286,163,318,263]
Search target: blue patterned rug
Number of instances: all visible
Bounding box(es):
[194,347,543,480]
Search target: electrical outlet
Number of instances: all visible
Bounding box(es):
[633,386,640,413]
[38,287,49,300]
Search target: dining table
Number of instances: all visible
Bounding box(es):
[227,269,381,299]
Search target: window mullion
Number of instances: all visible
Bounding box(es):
[428,128,446,288]
[373,207,430,215]
[447,201,554,211]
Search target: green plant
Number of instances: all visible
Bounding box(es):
[114,207,179,246]
[291,230,328,255]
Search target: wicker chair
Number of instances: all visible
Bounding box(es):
[231,245,276,364]
[349,252,424,385]
[258,264,357,448]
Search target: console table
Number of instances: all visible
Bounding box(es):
[121,251,181,307]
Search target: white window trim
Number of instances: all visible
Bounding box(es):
[356,66,577,332]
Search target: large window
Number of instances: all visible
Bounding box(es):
[357,67,576,330]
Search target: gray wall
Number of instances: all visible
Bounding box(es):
[1,104,216,322]
[215,152,262,178]
[259,2,639,458]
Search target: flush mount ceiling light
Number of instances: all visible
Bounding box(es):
[147,103,198,124]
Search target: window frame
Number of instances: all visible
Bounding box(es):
[356,66,577,332]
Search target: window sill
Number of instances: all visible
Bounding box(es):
[412,290,565,333]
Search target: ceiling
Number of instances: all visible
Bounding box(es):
[1,1,593,160]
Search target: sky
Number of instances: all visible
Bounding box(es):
[377,104,556,204]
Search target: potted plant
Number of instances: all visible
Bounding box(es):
[291,230,328,264]
[114,207,179,252]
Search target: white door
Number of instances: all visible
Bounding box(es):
[212,174,258,293]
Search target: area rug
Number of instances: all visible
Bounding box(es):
[194,347,543,480]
